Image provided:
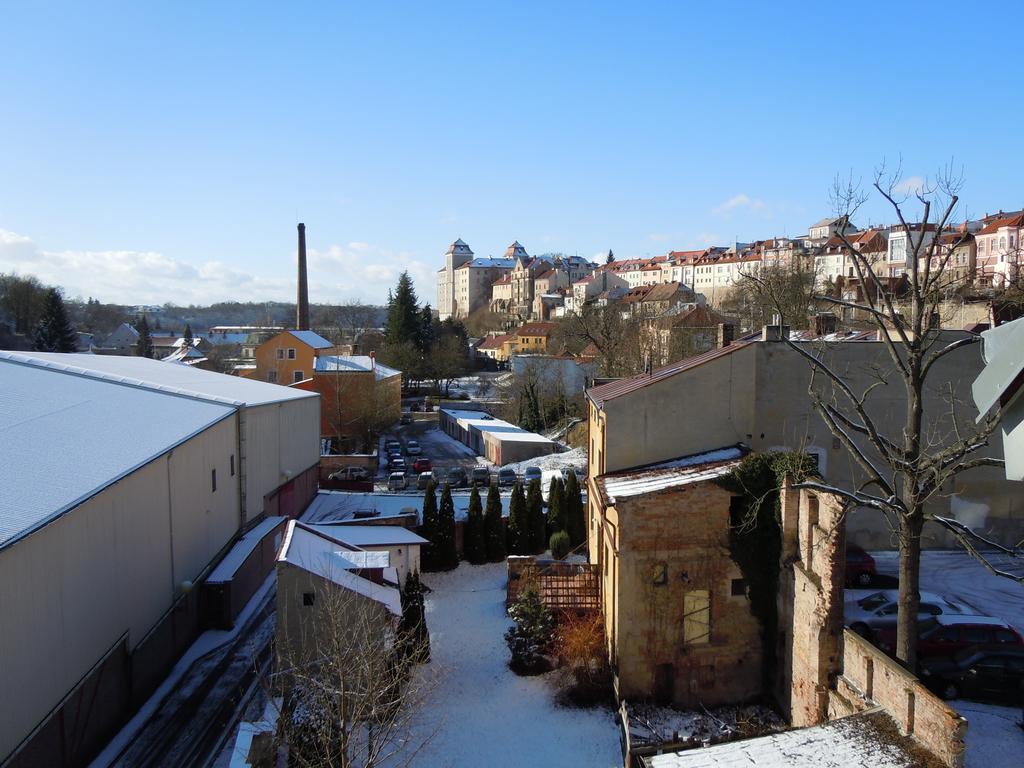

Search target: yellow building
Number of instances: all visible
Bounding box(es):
[246,329,335,384]
[512,322,558,355]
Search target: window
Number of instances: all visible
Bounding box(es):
[276,348,284,360]
[230,454,235,476]
[293,370,304,383]
[683,590,710,644]
[993,629,1018,644]
[288,348,296,360]
[302,592,315,607]
[731,578,747,597]
[963,627,989,645]
[268,371,278,383]
[651,562,668,586]
[211,468,217,492]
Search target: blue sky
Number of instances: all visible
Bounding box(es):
[2,1,1022,306]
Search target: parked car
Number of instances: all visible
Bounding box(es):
[386,438,400,449]
[387,472,408,491]
[390,457,407,473]
[410,401,421,412]
[497,467,518,487]
[919,647,1024,702]
[446,466,468,488]
[417,471,436,490]
[328,466,371,482]
[523,466,543,485]
[845,590,970,640]
[876,615,1024,660]
[412,457,432,473]
[400,413,413,425]
[471,467,491,487]
[406,440,421,456]
[845,544,877,587]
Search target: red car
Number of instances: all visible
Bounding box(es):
[876,615,1024,660]
[412,457,432,474]
[845,544,877,587]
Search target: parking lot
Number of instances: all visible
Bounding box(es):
[376,413,485,491]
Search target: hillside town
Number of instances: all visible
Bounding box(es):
[4,5,1024,768]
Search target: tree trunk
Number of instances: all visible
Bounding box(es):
[895,512,924,669]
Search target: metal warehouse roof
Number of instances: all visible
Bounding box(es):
[314,355,401,380]
[286,330,334,349]
[4,351,318,407]
[309,523,428,547]
[0,356,237,550]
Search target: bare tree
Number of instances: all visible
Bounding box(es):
[747,162,1008,669]
[266,572,435,768]
[558,304,647,377]
[723,262,820,333]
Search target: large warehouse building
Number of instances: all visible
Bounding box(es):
[0,352,320,767]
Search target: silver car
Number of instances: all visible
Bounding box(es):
[844,589,970,640]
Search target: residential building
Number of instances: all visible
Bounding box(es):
[649,304,734,365]
[292,353,402,455]
[974,211,1023,289]
[452,255,516,319]
[477,332,514,364]
[512,321,559,355]
[437,238,474,320]
[0,352,318,767]
[309,523,427,584]
[246,329,335,384]
[99,322,140,354]
[886,223,938,279]
[510,354,596,397]
[806,216,857,245]
[566,269,629,314]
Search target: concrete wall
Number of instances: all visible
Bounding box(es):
[242,399,320,522]
[603,481,763,707]
[0,415,240,764]
[593,337,1021,549]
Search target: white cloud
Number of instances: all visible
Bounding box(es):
[0,227,427,306]
[893,176,926,196]
[712,193,770,216]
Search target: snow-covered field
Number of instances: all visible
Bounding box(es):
[407,562,621,768]
[500,446,588,475]
[957,700,1023,768]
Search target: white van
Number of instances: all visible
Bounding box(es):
[388,472,408,491]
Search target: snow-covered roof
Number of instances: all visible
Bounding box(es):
[309,524,428,547]
[207,516,287,583]
[314,355,401,380]
[5,351,317,407]
[440,407,556,446]
[286,330,334,350]
[277,521,401,616]
[597,446,746,505]
[644,713,918,768]
[304,490,514,523]
[0,355,236,550]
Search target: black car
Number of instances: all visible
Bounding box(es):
[446,466,468,488]
[919,646,1024,702]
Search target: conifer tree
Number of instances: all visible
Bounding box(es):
[464,485,487,564]
[134,315,154,358]
[506,481,528,555]
[547,477,566,539]
[437,482,458,570]
[420,481,439,571]
[33,288,78,353]
[183,323,194,347]
[526,478,546,555]
[385,271,421,346]
[400,570,430,662]
[484,484,506,562]
[564,470,586,547]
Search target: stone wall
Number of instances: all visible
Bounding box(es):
[836,631,967,768]
[612,481,763,707]
[779,479,968,768]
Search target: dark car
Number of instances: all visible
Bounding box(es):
[400,413,413,425]
[446,466,468,488]
[471,467,491,487]
[919,647,1024,702]
[876,615,1024,660]
[413,458,432,474]
[497,467,518,487]
[845,544,877,587]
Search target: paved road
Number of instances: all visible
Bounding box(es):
[377,414,483,491]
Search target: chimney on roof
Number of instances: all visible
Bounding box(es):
[717,322,734,348]
[762,315,789,342]
[296,223,310,331]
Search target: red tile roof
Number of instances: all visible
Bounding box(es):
[478,335,510,350]
[515,322,558,337]
[978,212,1024,235]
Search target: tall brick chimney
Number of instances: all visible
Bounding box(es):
[296,223,310,331]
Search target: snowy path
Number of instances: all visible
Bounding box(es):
[410,562,621,768]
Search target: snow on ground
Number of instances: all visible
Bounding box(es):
[414,421,482,460]
[956,700,1024,768]
[406,562,621,768]
[500,446,588,475]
